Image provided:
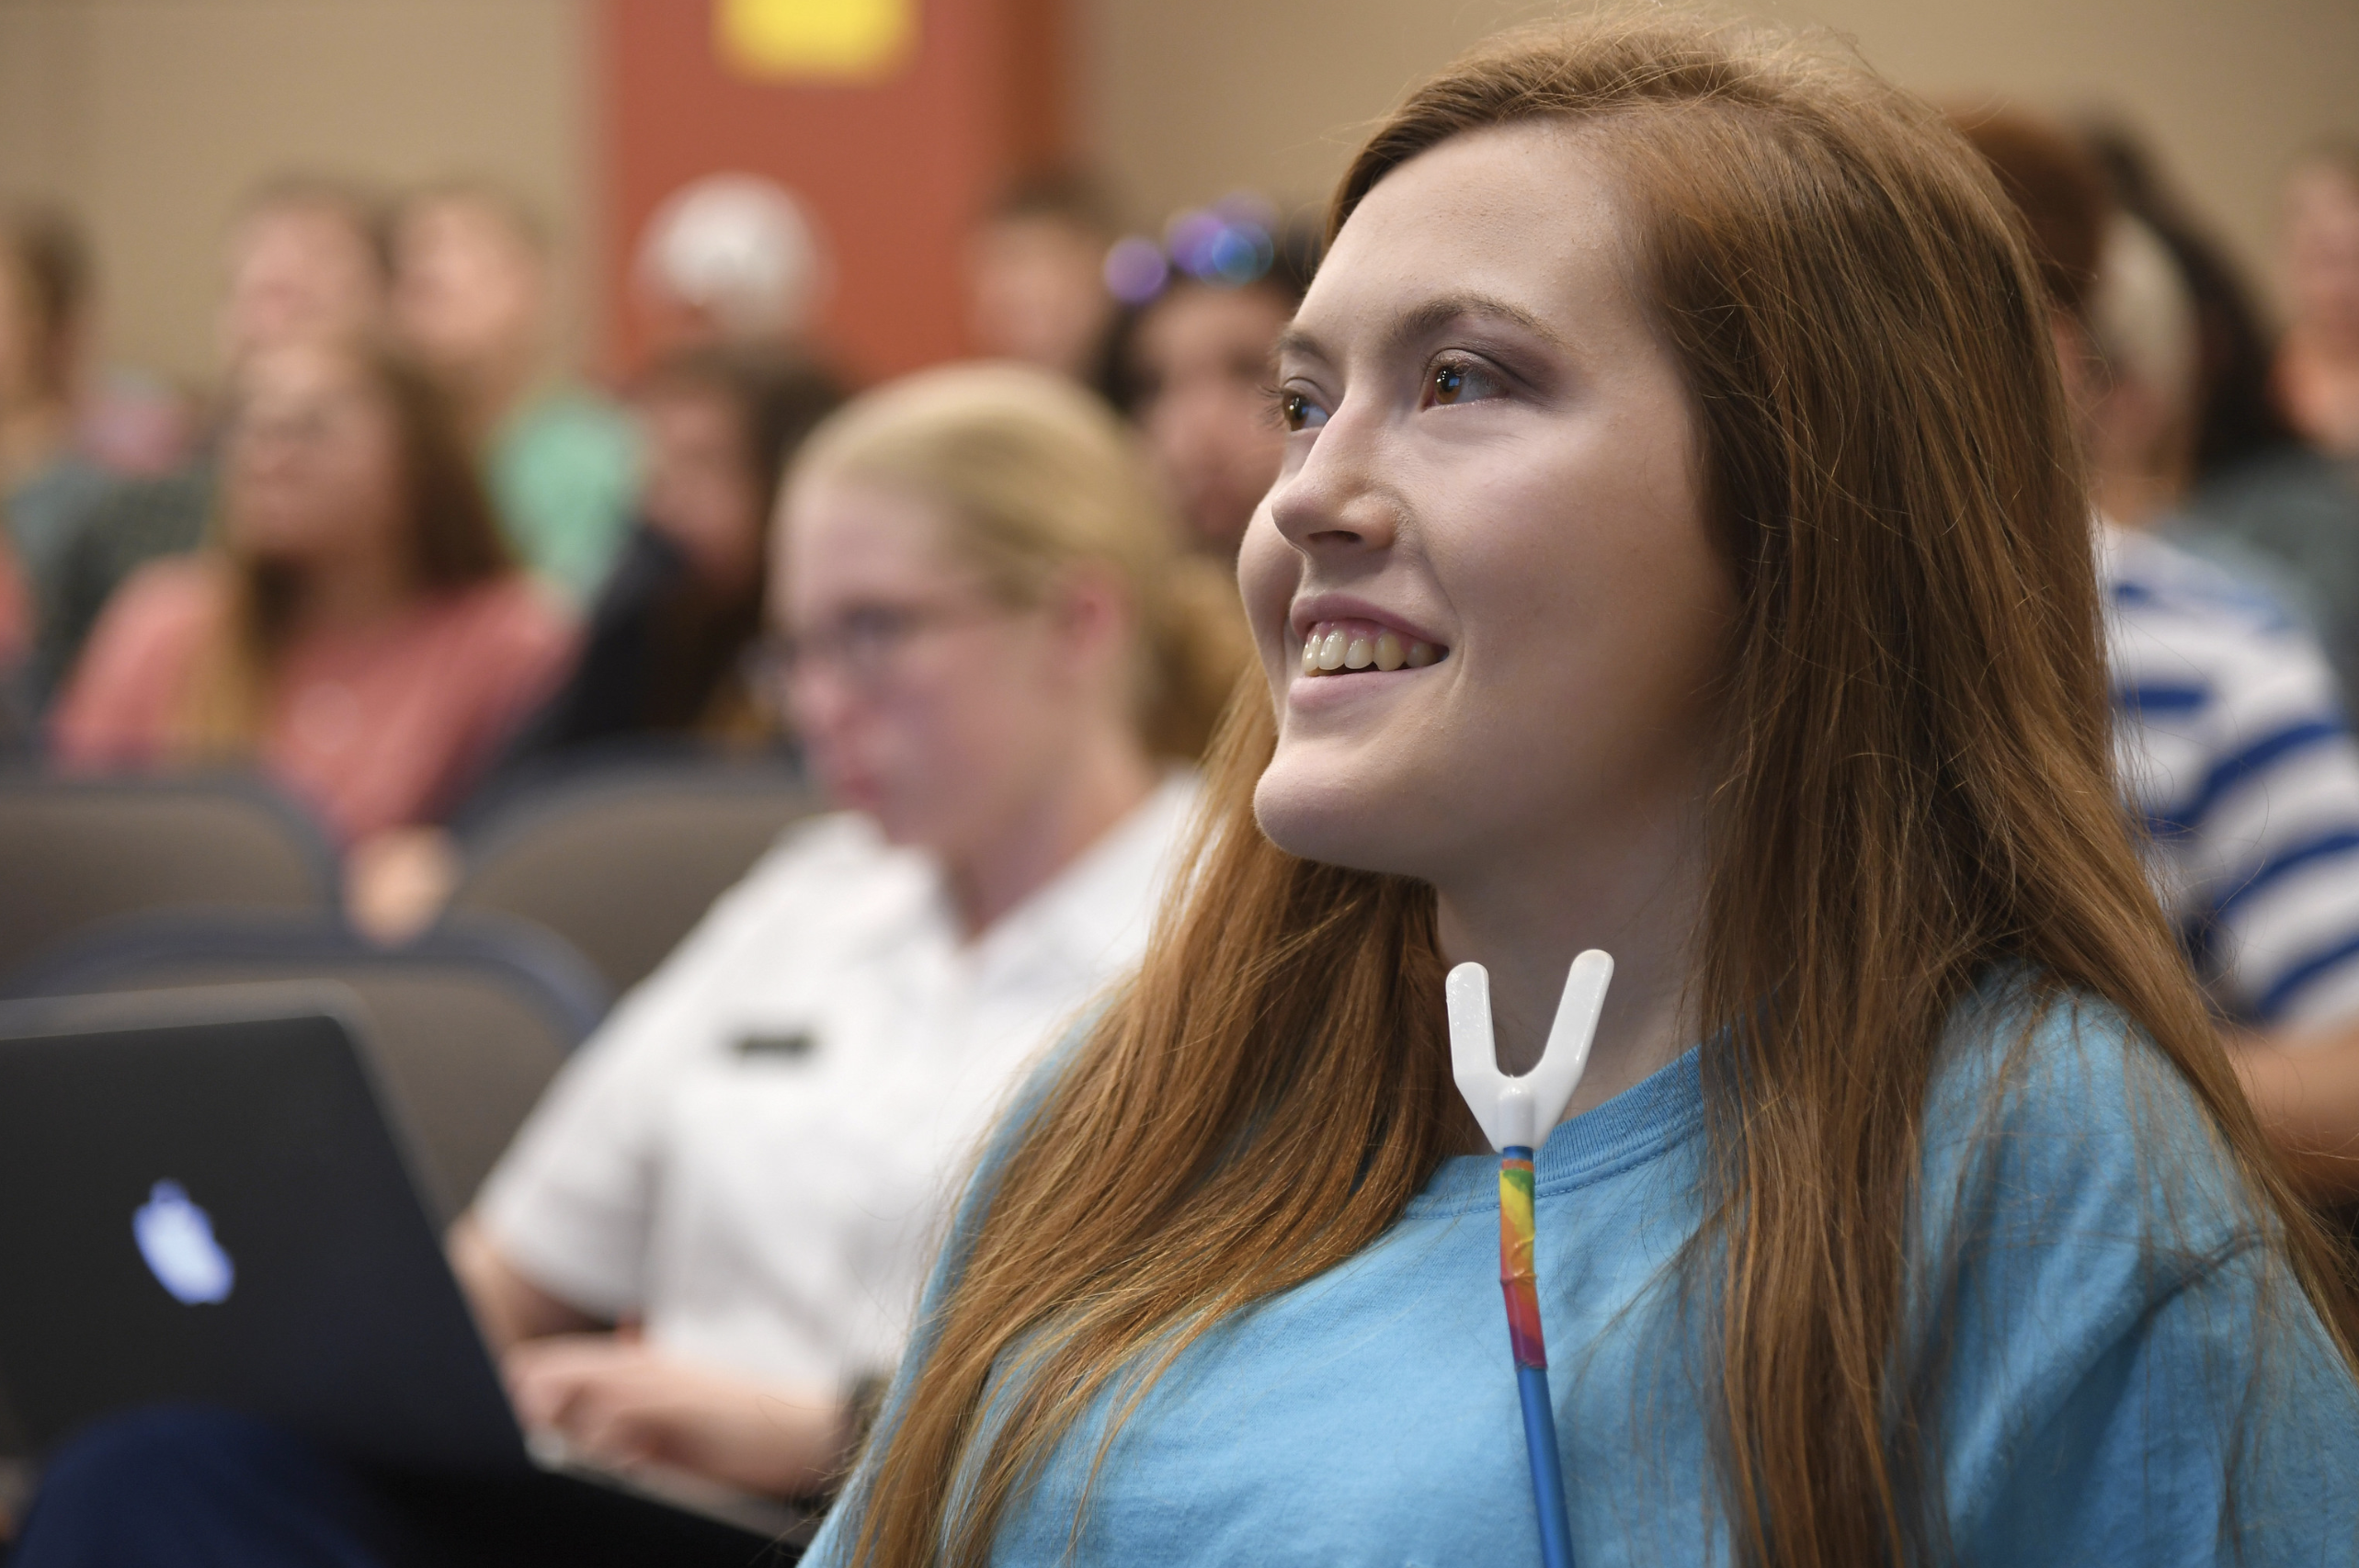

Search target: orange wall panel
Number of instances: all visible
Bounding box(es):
[598,0,1068,385]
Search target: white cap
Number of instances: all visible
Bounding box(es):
[634,173,829,339]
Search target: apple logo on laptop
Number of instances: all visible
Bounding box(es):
[132,1180,234,1305]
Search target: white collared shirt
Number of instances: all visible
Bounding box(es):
[478,772,1201,1388]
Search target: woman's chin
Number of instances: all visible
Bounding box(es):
[1250,767,1431,881]
[816,768,886,824]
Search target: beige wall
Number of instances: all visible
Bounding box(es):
[1082,0,2359,315]
[0,0,592,385]
[6,0,2352,382]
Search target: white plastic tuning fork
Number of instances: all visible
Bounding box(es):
[1452,949,1614,1568]
[1447,949,1615,1153]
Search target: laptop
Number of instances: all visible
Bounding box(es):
[0,987,814,1556]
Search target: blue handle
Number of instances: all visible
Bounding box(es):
[1517,1362,1574,1568]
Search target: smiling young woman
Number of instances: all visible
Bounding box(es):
[806,16,2359,1568]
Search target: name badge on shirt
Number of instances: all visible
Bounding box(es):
[735,1026,818,1062]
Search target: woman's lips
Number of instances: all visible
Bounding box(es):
[1296,617,1448,677]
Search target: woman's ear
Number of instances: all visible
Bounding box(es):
[1044,560,1136,685]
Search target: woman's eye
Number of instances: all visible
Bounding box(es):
[1281,391,1329,433]
[839,605,913,654]
[1428,358,1506,408]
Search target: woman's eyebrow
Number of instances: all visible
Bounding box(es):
[1391,292,1562,351]
[1272,321,1328,366]
[1274,291,1565,369]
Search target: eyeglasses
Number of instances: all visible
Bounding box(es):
[746,598,1008,698]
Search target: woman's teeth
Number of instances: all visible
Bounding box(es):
[1297,620,1443,677]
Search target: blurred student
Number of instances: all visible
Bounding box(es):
[13,363,1247,1561]
[41,177,393,702]
[1106,218,1315,558]
[2069,129,2359,698]
[2082,215,2199,528]
[215,181,390,365]
[2279,142,2359,459]
[348,346,844,947]
[2080,121,2300,483]
[393,182,639,603]
[454,363,1243,1498]
[963,172,1117,382]
[496,342,845,773]
[2160,140,2359,702]
[1965,109,2359,1200]
[49,335,572,854]
[0,209,117,710]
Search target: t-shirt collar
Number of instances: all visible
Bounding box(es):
[1407,1045,1705,1216]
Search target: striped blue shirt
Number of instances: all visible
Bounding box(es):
[2105,523,2359,1027]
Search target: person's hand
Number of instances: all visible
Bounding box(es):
[502,1328,844,1497]
[2228,1027,2359,1202]
[447,1215,602,1354]
[345,825,462,946]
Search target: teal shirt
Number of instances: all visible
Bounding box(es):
[808,980,2359,1565]
[6,453,120,709]
[488,387,639,604]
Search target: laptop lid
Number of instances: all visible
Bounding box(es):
[0,990,529,1473]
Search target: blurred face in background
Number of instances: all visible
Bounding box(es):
[966,214,1113,380]
[2285,161,2359,352]
[224,340,405,576]
[1129,280,1294,557]
[218,203,384,368]
[774,474,1112,864]
[637,382,763,597]
[392,196,545,380]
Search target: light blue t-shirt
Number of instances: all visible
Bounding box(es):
[807,981,2359,1565]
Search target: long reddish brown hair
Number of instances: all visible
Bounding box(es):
[834,16,2359,1566]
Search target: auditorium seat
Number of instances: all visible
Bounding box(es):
[0,774,339,986]
[446,762,815,997]
[0,914,607,1221]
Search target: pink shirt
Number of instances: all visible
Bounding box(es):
[52,558,576,844]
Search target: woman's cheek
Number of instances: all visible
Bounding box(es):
[1235,520,1300,687]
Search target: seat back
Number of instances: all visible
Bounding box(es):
[448,763,815,996]
[0,774,338,984]
[1,915,606,1221]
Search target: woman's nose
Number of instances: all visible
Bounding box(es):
[786,656,869,746]
[1266,403,1398,555]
